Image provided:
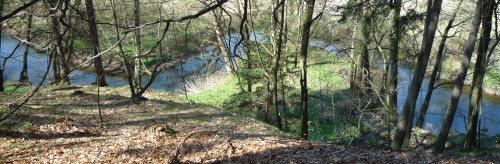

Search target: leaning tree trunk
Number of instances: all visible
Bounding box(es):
[19,7,33,83]
[387,0,401,125]
[433,0,483,154]
[85,0,107,86]
[462,0,495,151]
[416,0,462,128]
[133,0,142,97]
[110,0,135,98]
[299,0,315,140]
[272,0,285,130]
[393,0,442,149]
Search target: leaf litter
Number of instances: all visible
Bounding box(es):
[0,85,497,163]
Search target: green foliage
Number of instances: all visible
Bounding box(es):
[338,0,359,23]
[187,75,240,107]
[2,81,32,94]
[73,39,92,51]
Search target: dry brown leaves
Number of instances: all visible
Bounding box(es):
[0,86,498,163]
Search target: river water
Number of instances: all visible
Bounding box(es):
[1,32,498,136]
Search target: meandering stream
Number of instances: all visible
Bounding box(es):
[1,32,498,136]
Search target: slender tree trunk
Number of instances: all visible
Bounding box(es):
[358,8,372,98]
[85,0,107,86]
[49,0,70,84]
[300,0,315,140]
[265,82,270,122]
[211,8,232,74]
[52,54,60,81]
[272,0,285,130]
[462,0,495,151]
[48,1,60,83]
[19,8,33,83]
[393,0,442,149]
[293,1,302,69]
[352,1,372,99]
[0,69,3,92]
[387,0,401,125]
[133,0,142,96]
[0,0,3,92]
[433,0,484,153]
[110,0,135,98]
[243,0,252,92]
[416,0,462,128]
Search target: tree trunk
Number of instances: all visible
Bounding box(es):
[265,82,270,122]
[293,1,302,69]
[416,0,462,128]
[49,0,70,85]
[300,0,315,140]
[0,0,4,92]
[358,8,372,98]
[387,0,401,125]
[0,69,3,92]
[212,9,232,74]
[243,0,252,92]
[462,0,495,151]
[19,8,33,83]
[85,0,108,86]
[351,1,372,99]
[393,0,442,149]
[110,0,135,98]
[272,0,285,130]
[433,0,483,153]
[133,0,142,95]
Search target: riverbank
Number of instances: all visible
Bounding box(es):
[0,83,498,163]
[2,25,206,77]
[437,59,500,96]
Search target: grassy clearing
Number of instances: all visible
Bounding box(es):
[185,48,359,142]
[184,48,499,154]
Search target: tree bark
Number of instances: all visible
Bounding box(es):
[393,0,442,149]
[357,6,372,98]
[211,8,233,74]
[387,0,401,126]
[19,7,33,83]
[49,0,70,84]
[243,0,251,92]
[85,0,108,86]
[272,0,285,130]
[0,0,4,92]
[0,69,3,92]
[110,0,135,98]
[300,0,315,140]
[433,0,484,153]
[133,0,142,95]
[462,0,495,151]
[416,0,462,128]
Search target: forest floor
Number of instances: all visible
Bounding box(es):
[0,84,498,163]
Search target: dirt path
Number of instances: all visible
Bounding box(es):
[0,85,497,163]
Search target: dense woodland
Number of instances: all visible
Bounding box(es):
[0,0,499,162]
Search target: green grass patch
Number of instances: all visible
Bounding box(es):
[2,81,32,94]
[187,75,240,107]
